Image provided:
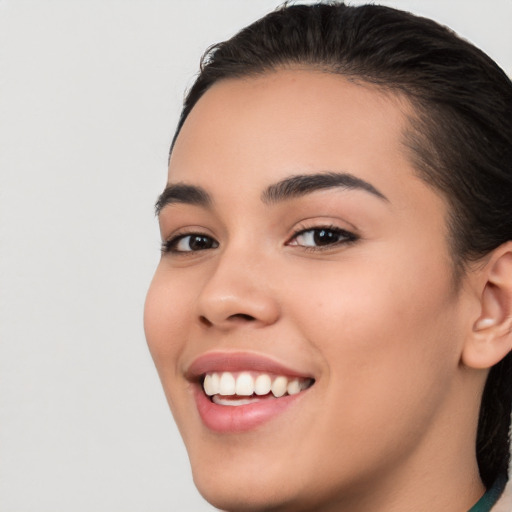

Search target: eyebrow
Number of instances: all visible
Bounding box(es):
[155,171,388,215]
[155,183,212,215]
[261,172,388,204]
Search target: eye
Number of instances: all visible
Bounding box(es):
[162,233,219,253]
[288,226,357,249]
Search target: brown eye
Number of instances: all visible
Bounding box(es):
[289,227,357,249]
[312,229,343,246]
[163,234,219,253]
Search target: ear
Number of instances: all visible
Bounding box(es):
[462,242,512,369]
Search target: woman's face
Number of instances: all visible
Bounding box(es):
[145,70,476,510]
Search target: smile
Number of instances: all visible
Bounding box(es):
[203,371,314,405]
[187,352,315,432]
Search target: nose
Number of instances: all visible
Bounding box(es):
[196,246,280,329]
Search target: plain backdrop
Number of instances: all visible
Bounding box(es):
[1,1,511,511]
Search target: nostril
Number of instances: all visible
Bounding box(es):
[228,313,256,322]
[198,313,255,327]
[199,315,213,327]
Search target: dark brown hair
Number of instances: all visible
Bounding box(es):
[171,2,512,487]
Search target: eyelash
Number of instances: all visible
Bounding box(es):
[161,225,358,254]
[161,232,218,254]
[287,225,358,251]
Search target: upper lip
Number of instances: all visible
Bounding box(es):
[185,351,314,381]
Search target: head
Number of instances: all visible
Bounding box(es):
[145,2,512,510]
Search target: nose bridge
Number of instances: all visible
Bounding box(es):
[197,239,279,328]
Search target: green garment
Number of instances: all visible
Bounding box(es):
[468,474,508,512]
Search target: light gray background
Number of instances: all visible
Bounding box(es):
[1,1,511,511]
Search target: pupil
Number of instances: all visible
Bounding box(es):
[314,229,337,246]
[190,236,211,250]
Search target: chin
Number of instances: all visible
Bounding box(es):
[193,474,303,512]
[187,441,351,512]
[188,450,286,510]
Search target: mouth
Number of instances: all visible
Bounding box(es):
[187,352,315,432]
[202,371,314,405]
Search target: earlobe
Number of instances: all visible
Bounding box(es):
[462,243,512,370]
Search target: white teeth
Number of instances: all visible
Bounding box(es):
[203,374,215,396]
[254,374,272,395]
[204,372,221,396]
[271,376,288,397]
[213,396,265,406]
[211,373,220,393]
[235,372,254,396]
[219,372,236,395]
[287,378,301,395]
[202,371,313,401]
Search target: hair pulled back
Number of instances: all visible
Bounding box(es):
[172,2,512,487]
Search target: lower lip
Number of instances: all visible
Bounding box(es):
[193,386,306,433]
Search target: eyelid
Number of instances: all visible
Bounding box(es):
[286,223,359,251]
[161,227,219,254]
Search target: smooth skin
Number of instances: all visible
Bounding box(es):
[145,70,512,512]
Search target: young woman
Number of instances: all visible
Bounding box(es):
[144,3,512,511]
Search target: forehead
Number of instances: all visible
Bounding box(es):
[167,69,444,221]
[170,70,412,186]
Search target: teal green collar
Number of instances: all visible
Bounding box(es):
[468,474,508,512]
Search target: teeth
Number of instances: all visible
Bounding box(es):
[271,376,288,398]
[211,373,220,393]
[212,396,266,406]
[202,371,312,401]
[235,372,254,396]
[203,374,215,396]
[287,378,301,395]
[219,372,236,395]
[254,374,272,395]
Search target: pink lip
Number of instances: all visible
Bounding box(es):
[193,385,307,433]
[186,351,312,380]
[186,351,314,433]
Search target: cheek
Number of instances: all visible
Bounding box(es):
[143,267,191,371]
[144,268,201,425]
[280,255,463,474]
[289,250,461,407]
